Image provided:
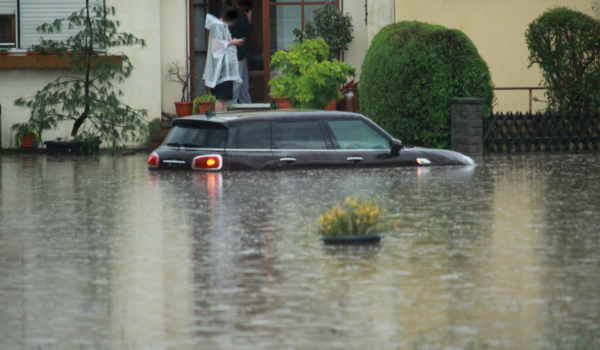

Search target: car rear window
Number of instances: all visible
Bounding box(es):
[163,122,228,148]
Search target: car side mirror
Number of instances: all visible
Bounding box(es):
[390,139,403,156]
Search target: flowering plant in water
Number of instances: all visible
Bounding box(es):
[318,196,388,237]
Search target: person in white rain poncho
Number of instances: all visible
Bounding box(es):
[203,8,244,112]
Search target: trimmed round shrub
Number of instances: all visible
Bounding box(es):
[360,21,495,148]
[526,7,600,113]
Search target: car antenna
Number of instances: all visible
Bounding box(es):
[206,110,216,118]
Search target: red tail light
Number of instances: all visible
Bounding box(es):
[148,152,159,168]
[192,155,222,170]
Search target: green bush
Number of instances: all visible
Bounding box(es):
[360,21,494,148]
[526,7,600,113]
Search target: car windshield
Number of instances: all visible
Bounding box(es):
[163,122,228,149]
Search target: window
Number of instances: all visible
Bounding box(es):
[269,2,336,52]
[0,0,16,47]
[164,122,228,149]
[326,120,389,150]
[0,0,103,49]
[236,122,271,149]
[273,120,328,150]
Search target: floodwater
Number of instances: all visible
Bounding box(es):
[1,153,600,350]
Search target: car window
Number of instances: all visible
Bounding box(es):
[326,119,389,150]
[163,122,228,148]
[273,120,328,150]
[236,121,271,149]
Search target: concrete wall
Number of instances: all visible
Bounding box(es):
[394,0,595,113]
[0,0,180,148]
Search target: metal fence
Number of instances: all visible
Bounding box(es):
[482,111,600,152]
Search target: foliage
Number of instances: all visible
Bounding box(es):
[360,21,495,148]
[13,1,147,149]
[0,48,8,53]
[318,196,388,237]
[192,92,217,114]
[11,124,42,148]
[525,7,600,113]
[293,4,354,60]
[268,39,355,109]
[165,60,192,102]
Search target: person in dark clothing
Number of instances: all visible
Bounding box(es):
[229,0,253,104]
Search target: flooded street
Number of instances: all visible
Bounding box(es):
[1,153,600,350]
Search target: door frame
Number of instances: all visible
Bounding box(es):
[189,0,342,102]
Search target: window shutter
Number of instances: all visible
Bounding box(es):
[0,0,16,14]
[20,0,102,49]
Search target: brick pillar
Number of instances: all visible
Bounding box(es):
[448,98,484,154]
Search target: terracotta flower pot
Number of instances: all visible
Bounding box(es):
[20,133,37,149]
[274,97,294,110]
[196,101,215,115]
[324,100,338,111]
[0,51,8,56]
[174,101,194,118]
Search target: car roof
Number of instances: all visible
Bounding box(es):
[172,110,366,126]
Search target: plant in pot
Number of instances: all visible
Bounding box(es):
[14,1,147,155]
[268,38,355,110]
[192,92,217,115]
[0,48,9,56]
[319,196,390,245]
[11,124,42,149]
[165,60,193,117]
[294,2,354,60]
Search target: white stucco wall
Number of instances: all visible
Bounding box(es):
[160,0,189,116]
[0,0,167,148]
[343,0,394,80]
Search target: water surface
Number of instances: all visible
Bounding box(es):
[1,153,600,350]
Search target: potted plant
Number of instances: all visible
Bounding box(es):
[318,196,389,245]
[12,124,42,149]
[192,92,217,115]
[294,2,354,60]
[0,48,9,56]
[268,39,355,110]
[14,1,147,155]
[165,60,193,117]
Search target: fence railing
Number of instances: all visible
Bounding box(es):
[482,111,600,152]
[494,87,547,114]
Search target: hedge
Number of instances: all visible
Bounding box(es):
[360,21,495,148]
[526,7,600,113]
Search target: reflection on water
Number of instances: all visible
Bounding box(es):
[1,153,600,350]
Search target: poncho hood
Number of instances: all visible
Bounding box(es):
[205,14,224,31]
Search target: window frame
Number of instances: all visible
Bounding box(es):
[0,0,18,47]
[323,118,392,151]
[271,119,333,150]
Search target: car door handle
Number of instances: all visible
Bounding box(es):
[347,157,364,162]
[280,157,297,163]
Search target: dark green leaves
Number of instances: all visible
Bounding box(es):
[525,7,600,113]
[360,22,495,149]
[294,4,354,60]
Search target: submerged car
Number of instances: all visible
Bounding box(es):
[149,110,475,171]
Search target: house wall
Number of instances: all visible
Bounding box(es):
[343,0,394,80]
[0,0,166,148]
[394,0,595,113]
[160,0,189,116]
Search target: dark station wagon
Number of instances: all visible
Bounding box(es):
[149,110,475,171]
